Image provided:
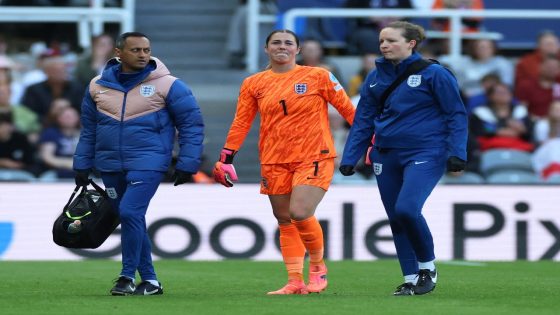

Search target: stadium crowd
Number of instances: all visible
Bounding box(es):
[1,0,560,184]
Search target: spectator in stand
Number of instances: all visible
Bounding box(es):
[431,0,484,33]
[533,100,560,145]
[21,56,83,122]
[347,53,378,97]
[0,111,39,178]
[442,39,513,98]
[532,138,560,181]
[38,105,81,179]
[0,51,25,105]
[43,97,72,127]
[515,55,560,119]
[470,82,534,152]
[532,101,560,180]
[74,33,115,86]
[20,43,50,89]
[297,38,344,85]
[515,30,560,88]
[345,0,413,55]
[466,72,501,114]
[430,0,485,55]
[0,79,41,143]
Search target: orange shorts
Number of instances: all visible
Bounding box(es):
[260,158,335,195]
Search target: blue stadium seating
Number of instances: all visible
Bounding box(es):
[480,149,534,177]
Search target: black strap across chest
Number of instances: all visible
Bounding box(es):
[377,59,436,115]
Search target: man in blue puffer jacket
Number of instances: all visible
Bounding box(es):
[73,32,204,296]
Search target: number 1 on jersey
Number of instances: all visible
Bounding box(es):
[279,100,288,115]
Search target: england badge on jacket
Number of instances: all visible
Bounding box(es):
[373,163,383,175]
[407,75,421,87]
[140,84,156,97]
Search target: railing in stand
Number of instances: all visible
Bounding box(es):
[0,0,135,49]
[244,4,560,73]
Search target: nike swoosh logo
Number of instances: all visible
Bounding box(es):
[414,161,428,165]
[98,89,110,94]
[131,181,143,185]
[144,288,159,295]
[369,83,378,87]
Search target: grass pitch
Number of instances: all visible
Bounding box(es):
[0,260,557,315]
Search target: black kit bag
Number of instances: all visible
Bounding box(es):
[52,179,120,249]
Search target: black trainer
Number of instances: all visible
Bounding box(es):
[393,282,415,296]
[415,269,437,295]
[110,276,136,296]
[133,281,164,296]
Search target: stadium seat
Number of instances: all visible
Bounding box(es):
[37,170,59,182]
[0,170,36,182]
[479,149,534,176]
[485,170,542,184]
[326,56,362,88]
[441,171,485,184]
[544,173,560,184]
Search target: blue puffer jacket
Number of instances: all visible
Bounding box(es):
[341,52,468,166]
[73,57,204,173]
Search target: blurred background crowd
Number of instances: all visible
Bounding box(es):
[1,0,560,185]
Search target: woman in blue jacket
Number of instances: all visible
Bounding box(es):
[339,21,468,296]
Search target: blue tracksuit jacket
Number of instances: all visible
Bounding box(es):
[341,52,467,166]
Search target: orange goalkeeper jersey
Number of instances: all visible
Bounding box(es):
[225,65,355,164]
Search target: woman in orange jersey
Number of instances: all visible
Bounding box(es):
[213,30,355,295]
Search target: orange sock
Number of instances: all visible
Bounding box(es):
[292,216,324,267]
[278,223,305,281]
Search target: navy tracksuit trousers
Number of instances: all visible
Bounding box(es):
[101,170,165,281]
[371,146,446,276]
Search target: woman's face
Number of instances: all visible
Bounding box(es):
[57,107,80,129]
[265,32,300,65]
[379,27,414,63]
[300,40,323,64]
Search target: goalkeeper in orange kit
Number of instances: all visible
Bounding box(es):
[213,30,355,295]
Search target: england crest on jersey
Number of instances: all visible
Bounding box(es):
[373,163,383,176]
[407,75,422,87]
[140,84,156,97]
[106,187,118,199]
[294,83,307,94]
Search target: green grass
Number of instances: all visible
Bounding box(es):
[0,260,557,315]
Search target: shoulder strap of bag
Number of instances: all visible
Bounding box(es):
[377,59,435,115]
